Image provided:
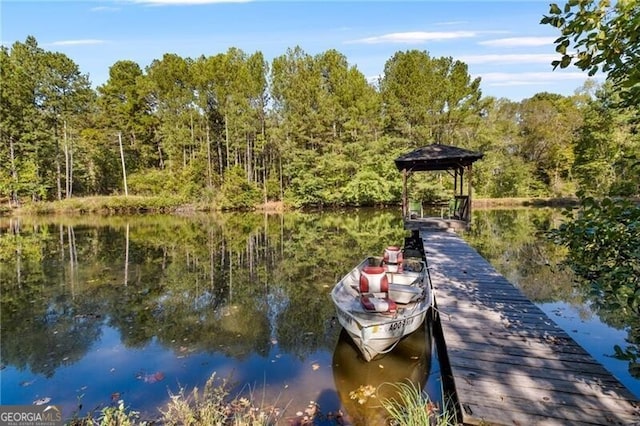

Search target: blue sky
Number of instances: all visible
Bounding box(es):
[1,0,600,101]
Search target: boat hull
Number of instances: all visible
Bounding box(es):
[331,257,433,362]
[336,302,430,362]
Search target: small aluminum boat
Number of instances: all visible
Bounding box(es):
[330,245,433,362]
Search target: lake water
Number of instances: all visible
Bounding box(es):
[1,208,638,423]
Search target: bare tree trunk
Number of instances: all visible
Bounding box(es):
[69,136,73,198]
[56,131,62,201]
[9,136,18,206]
[183,117,192,168]
[217,136,224,177]
[225,114,230,170]
[157,143,164,169]
[190,112,194,167]
[206,123,212,188]
[118,132,128,196]
[263,157,267,205]
[63,120,71,199]
[279,154,284,201]
[246,133,252,183]
[183,144,187,168]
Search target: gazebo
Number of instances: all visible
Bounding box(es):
[394,143,484,228]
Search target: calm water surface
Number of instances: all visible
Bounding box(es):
[1,208,638,422]
[0,211,440,423]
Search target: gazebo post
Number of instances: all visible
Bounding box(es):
[457,166,465,220]
[467,164,473,222]
[402,169,408,218]
[453,169,458,194]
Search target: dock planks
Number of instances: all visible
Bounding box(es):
[422,229,640,426]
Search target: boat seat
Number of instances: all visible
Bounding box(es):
[360,266,389,293]
[388,283,423,304]
[359,266,397,313]
[383,246,403,273]
[360,295,397,313]
[388,272,421,286]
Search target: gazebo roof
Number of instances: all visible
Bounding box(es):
[394,143,484,172]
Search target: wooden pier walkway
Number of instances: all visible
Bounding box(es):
[422,229,640,426]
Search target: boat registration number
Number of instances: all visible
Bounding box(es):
[388,317,414,331]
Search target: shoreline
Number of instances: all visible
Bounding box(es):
[472,196,580,208]
[0,195,593,217]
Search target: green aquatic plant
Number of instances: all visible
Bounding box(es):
[67,398,146,426]
[159,372,288,426]
[378,380,457,426]
[99,400,144,426]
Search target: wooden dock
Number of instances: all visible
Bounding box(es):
[422,229,640,426]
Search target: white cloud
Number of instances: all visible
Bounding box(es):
[350,31,478,45]
[130,0,251,4]
[50,39,106,46]
[460,53,559,65]
[434,21,469,27]
[479,37,557,48]
[366,74,382,85]
[90,6,121,12]
[479,71,593,87]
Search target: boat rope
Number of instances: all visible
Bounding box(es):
[367,337,402,357]
[430,303,451,321]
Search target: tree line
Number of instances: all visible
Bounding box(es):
[1,35,638,209]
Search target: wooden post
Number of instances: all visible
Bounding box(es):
[468,164,473,222]
[453,169,458,194]
[402,169,408,217]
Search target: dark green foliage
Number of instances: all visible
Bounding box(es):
[379,50,482,144]
[550,196,640,378]
[572,83,640,197]
[219,165,261,209]
[542,0,640,106]
[2,35,639,209]
[550,197,640,313]
[518,93,582,195]
[127,167,204,200]
[342,169,396,206]
[613,345,640,379]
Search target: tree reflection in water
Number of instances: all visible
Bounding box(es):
[0,210,410,419]
[1,207,638,420]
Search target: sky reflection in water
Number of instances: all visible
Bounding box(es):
[0,211,436,422]
[1,207,638,423]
